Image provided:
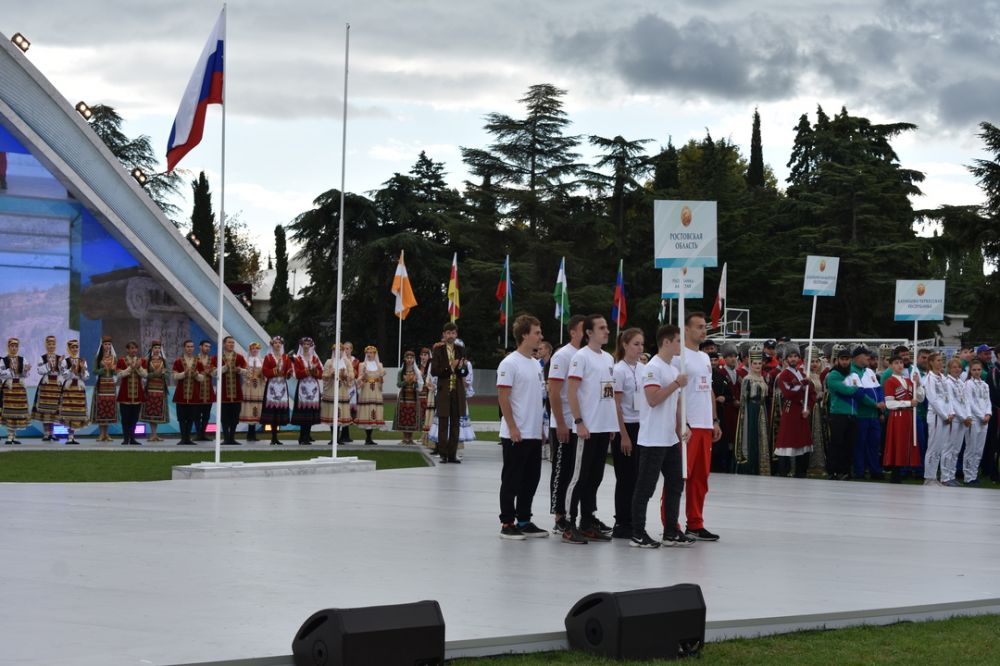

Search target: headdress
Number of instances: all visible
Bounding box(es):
[720,342,738,357]
[297,337,316,361]
[364,345,378,354]
[6,337,18,345]
[878,343,892,359]
[749,343,764,363]
[248,342,262,351]
[270,336,284,345]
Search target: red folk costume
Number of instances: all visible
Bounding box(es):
[172,355,205,404]
[196,353,216,404]
[212,351,247,403]
[882,373,922,468]
[116,355,147,404]
[774,365,815,454]
[260,347,293,426]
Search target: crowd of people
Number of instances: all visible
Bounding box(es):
[0,327,477,454]
[494,311,1000,549]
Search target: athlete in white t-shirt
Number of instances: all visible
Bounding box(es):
[546,315,585,534]
[630,324,693,548]
[564,315,618,543]
[610,328,645,539]
[670,312,722,542]
[497,315,549,540]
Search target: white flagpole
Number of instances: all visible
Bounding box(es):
[503,255,509,350]
[803,294,818,406]
[669,298,673,325]
[397,250,404,367]
[331,23,350,458]
[213,3,228,464]
[679,276,687,480]
[913,321,919,449]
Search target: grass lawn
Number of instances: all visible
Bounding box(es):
[0,450,427,483]
[453,615,1000,665]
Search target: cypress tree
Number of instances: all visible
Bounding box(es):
[189,172,216,267]
[270,225,292,325]
[747,108,765,188]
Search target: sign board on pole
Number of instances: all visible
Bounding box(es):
[894,280,945,321]
[802,256,840,296]
[654,201,718,268]
[661,267,704,299]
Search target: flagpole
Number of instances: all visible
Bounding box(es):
[331,23,350,459]
[397,250,404,367]
[669,298,673,325]
[504,255,509,351]
[913,320,918,450]
[679,275,687,480]
[803,294,818,406]
[213,3,228,464]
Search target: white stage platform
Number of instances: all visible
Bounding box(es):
[1,441,999,665]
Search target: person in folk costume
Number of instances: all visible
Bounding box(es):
[457,342,477,455]
[882,353,924,483]
[418,346,436,451]
[393,350,423,444]
[963,358,992,486]
[766,343,793,474]
[942,357,972,487]
[805,346,829,474]
[195,340,215,441]
[141,341,170,441]
[341,341,360,443]
[240,342,265,441]
[773,345,815,478]
[91,335,118,442]
[115,340,147,446]
[0,337,32,444]
[58,340,89,443]
[172,340,205,445]
[33,336,63,441]
[734,344,770,475]
[291,337,323,445]
[356,345,386,446]
[432,322,469,463]
[321,343,355,439]
[260,336,293,445]
[212,336,247,446]
[712,342,741,474]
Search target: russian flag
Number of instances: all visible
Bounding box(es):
[612,258,627,328]
[166,9,225,171]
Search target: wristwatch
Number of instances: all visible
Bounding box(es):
[574,418,584,425]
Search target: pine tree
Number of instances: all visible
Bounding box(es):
[747,108,765,188]
[652,138,680,191]
[189,172,216,267]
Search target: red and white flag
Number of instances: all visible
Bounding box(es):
[711,262,727,330]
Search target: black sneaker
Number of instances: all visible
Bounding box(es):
[662,531,696,547]
[684,527,720,542]
[500,524,526,540]
[552,517,571,534]
[518,522,549,538]
[589,517,613,534]
[611,525,632,539]
[579,525,612,542]
[629,532,660,549]
[562,526,588,544]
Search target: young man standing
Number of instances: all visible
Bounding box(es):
[712,344,740,474]
[172,340,204,446]
[847,346,886,480]
[431,322,468,464]
[546,314,586,539]
[631,325,693,548]
[965,359,992,486]
[565,314,618,543]
[115,341,147,446]
[671,312,722,541]
[195,340,215,441]
[497,315,548,540]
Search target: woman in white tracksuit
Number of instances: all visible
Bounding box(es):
[923,353,954,486]
[963,360,992,485]
[943,358,972,486]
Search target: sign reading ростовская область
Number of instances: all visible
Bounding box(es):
[654,201,718,269]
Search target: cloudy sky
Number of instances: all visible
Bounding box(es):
[7,0,999,256]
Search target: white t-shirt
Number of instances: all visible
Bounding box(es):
[638,355,680,447]
[547,343,579,428]
[613,360,645,423]
[671,346,714,428]
[567,346,618,434]
[496,350,545,440]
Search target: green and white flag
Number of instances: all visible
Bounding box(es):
[553,257,570,323]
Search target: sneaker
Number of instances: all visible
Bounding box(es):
[500,524,526,540]
[611,525,632,539]
[629,532,660,549]
[518,522,549,538]
[943,479,961,487]
[579,526,612,542]
[965,479,981,487]
[589,517,613,534]
[684,527,720,542]
[923,479,941,486]
[552,517,571,534]
[662,531,696,547]
[562,526,589,545]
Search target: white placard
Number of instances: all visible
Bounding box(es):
[653,200,718,269]
[802,255,840,296]
[894,280,945,321]
[661,267,704,299]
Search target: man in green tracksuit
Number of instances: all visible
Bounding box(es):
[825,347,878,480]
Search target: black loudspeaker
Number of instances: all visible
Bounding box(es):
[292,600,445,666]
[565,584,705,660]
